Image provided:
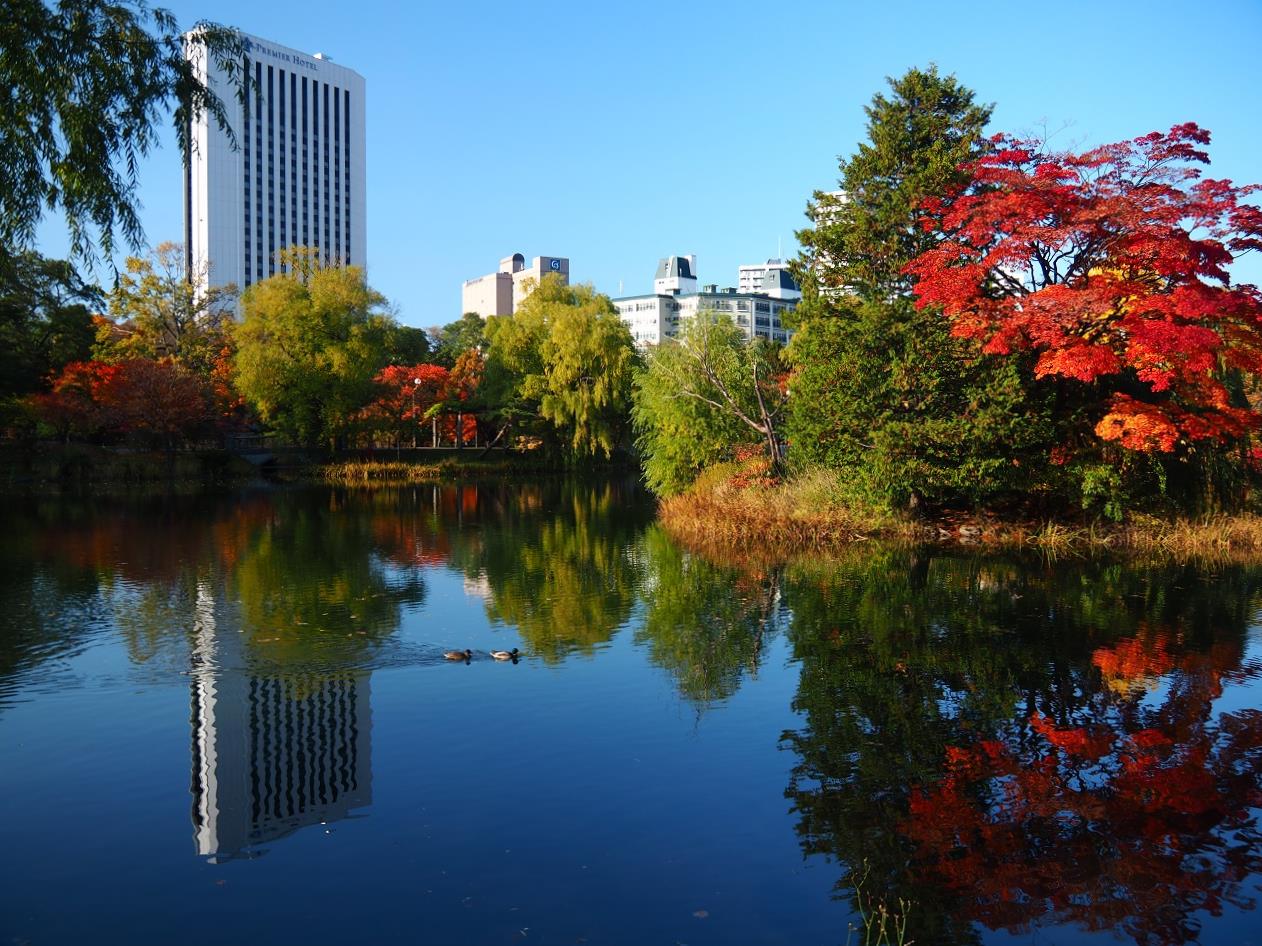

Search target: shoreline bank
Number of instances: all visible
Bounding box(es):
[658,466,1262,562]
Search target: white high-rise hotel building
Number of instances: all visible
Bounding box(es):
[184,32,366,292]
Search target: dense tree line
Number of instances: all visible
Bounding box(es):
[4,0,1261,518]
[2,244,639,460]
[634,66,1262,520]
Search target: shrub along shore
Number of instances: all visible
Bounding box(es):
[659,461,1262,561]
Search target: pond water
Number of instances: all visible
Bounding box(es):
[1,480,1260,946]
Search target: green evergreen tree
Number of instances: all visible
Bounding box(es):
[789,66,1049,509]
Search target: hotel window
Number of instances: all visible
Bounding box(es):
[333,85,340,260]
[301,77,309,247]
[278,69,286,252]
[254,60,263,278]
[344,88,351,257]
[323,84,330,259]
[242,55,251,278]
[267,65,275,275]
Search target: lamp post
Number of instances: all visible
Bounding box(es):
[411,377,421,450]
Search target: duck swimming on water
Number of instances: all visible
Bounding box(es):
[444,649,473,661]
[489,648,519,661]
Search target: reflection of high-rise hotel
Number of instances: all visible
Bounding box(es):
[189,585,372,861]
[183,32,367,294]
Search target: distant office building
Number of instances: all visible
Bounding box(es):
[615,255,796,347]
[737,259,801,300]
[188,584,372,861]
[461,253,570,317]
[183,32,367,295]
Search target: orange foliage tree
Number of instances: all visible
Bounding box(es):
[907,123,1262,458]
[445,348,484,445]
[31,358,211,446]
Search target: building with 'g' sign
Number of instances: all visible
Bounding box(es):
[461,253,571,317]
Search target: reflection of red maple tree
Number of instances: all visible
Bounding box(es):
[901,638,1262,945]
[368,488,486,568]
[1093,630,1176,688]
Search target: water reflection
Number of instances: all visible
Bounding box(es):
[189,582,371,861]
[4,486,1262,944]
[779,550,1262,945]
[635,525,785,705]
[443,480,655,661]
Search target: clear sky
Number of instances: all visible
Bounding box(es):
[33,0,1262,328]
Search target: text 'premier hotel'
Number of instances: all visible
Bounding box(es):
[184,32,366,293]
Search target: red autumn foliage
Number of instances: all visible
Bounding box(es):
[31,358,212,445]
[360,358,485,447]
[900,637,1262,944]
[1092,631,1176,684]
[906,123,1262,455]
[359,363,450,445]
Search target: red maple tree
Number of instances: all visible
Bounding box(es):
[360,363,450,447]
[906,123,1262,454]
[32,358,211,445]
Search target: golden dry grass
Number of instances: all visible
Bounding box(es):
[659,465,921,553]
[659,463,1262,563]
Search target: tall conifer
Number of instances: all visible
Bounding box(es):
[789,66,1047,509]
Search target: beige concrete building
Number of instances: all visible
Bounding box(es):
[461,253,570,316]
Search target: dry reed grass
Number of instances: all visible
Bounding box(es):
[320,460,451,483]
[318,455,560,484]
[659,464,921,553]
[660,463,1262,564]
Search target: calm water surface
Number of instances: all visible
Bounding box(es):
[1,480,1260,945]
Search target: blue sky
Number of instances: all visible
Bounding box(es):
[34,0,1262,328]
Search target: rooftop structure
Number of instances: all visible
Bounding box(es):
[614,255,797,347]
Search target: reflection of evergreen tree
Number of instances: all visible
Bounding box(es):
[634,525,783,705]
[779,550,1262,946]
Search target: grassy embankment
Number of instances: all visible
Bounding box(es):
[319,454,571,484]
[660,459,1262,560]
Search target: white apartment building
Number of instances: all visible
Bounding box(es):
[737,259,801,300]
[615,256,796,348]
[461,253,570,317]
[184,32,367,294]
